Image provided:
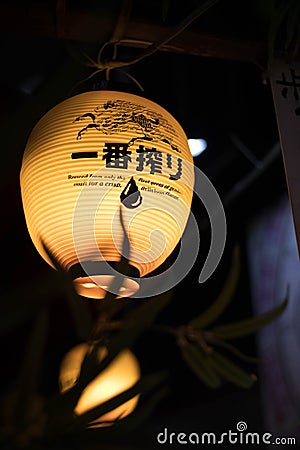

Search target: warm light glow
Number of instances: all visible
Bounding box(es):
[20,91,194,299]
[73,275,138,299]
[188,138,207,157]
[59,344,141,427]
[82,282,97,289]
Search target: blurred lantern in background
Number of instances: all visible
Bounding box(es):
[20,90,194,299]
[59,344,141,427]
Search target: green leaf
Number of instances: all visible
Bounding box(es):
[68,371,169,431]
[181,344,222,389]
[100,207,132,302]
[209,351,256,389]
[42,241,92,340]
[73,290,173,396]
[45,208,174,413]
[75,330,143,399]
[58,307,169,411]
[211,297,288,340]
[95,288,173,369]
[103,386,169,432]
[206,336,259,365]
[189,244,240,329]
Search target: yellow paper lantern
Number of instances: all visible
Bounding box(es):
[20,91,194,298]
[59,344,141,427]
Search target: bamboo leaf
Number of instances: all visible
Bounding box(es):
[189,244,240,329]
[42,241,92,340]
[100,207,132,303]
[59,298,170,412]
[95,291,175,378]
[118,205,175,326]
[73,331,142,402]
[46,208,174,413]
[207,337,259,365]
[111,386,169,432]
[64,218,174,406]
[211,297,288,340]
[209,351,256,389]
[68,371,168,431]
[181,344,221,389]
[57,312,167,411]
[72,301,170,401]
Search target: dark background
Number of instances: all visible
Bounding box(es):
[0,1,297,449]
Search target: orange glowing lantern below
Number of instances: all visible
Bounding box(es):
[59,344,141,427]
[20,90,194,299]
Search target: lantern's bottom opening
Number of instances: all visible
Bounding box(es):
[69,261,140,300]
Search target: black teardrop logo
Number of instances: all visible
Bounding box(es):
[120,177,142,209]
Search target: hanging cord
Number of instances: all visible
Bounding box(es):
[75,0,220,91]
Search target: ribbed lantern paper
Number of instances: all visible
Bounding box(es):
[20,90,194,299]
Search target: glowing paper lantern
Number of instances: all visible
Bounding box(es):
[20,91,194,298]
[59,344,141,427]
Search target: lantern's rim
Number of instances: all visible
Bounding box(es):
[70,261,140,299]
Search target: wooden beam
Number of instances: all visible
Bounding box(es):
[121,23,267,67]
[0,4,267,67]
